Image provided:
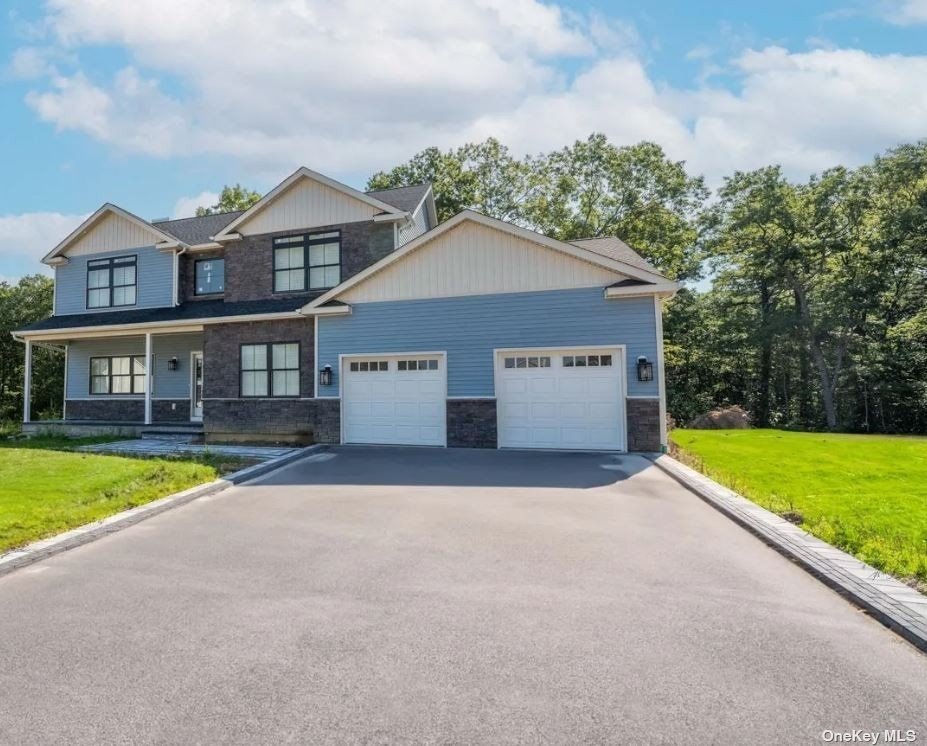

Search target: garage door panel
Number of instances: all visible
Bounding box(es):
[419,400,444,417]
[503,401,531,418]
[418,380,444,396]
[557,378,589,396]
[502,378,528,395]
[530,378,556,395]
[343,355,446,447]
[557,401,587,419]
[497,348,624,451]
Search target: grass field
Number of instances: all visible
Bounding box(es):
[670,429,927,586]
[0,437,242,554]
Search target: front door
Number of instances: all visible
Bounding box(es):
[191,351,204,421]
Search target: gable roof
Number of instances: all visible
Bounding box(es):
[301,210,674,312]
[153,211,244,245]
[213,167,407,239]
[366,183,431,213]
[570,237,660,275]
[42,203,182,264]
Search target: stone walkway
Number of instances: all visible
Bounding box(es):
[77,439,301,461]
[651,453,927,654]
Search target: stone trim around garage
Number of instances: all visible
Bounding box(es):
[626,397,661,452]
[447,399,497,449]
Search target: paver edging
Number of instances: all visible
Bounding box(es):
[0,445,324,578]
[647,453,927,654]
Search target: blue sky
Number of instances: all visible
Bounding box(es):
[1,0,926,280]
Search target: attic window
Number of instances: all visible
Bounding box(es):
[273,231,341,292]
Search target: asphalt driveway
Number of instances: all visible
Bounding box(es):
[1,447,925,744]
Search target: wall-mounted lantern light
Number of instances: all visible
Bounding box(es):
[319,364,333,387]
[167,357,179,371]
[636,356,654,382]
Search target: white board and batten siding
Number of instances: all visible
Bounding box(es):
[340,222,625,303]
[237,179,380,236]
[66,213,167,257]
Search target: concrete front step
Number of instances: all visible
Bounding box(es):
[140,428,203,443]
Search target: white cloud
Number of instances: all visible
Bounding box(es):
[679,47,927,181]
[0,212,87,280]
[12,0,927,187]
[172,191,219,219]
[881,0,927,24]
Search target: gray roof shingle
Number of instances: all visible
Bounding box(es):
[153,211,244,245]
[570,236,662,276]
[366,184,430,213]
[16,297,313,333]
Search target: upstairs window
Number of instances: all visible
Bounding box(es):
[87,256,137,309]
[195,258,225,295]
[273,231,341,292]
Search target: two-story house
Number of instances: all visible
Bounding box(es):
[15,167,677,451]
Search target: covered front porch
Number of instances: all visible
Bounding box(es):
[22,326,205,430]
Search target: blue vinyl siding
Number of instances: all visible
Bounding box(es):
[66,333,202,399]
[55,246,175,315]
[317,287,660,397]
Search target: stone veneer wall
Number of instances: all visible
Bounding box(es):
[447,399,497,448]
[223,221,395,304]
[204,399,340,444]
[65,399,193,424]
[626,398,661,452]
[203,318,315,399]
[65,399,144,422]
[201,317,339,443]
[152,399,193,423]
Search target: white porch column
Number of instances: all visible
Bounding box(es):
[144,332,153,425]
[23,339,32,424]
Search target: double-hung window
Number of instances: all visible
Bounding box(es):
[273,231,340,292]
[90,356,147,394]
[240,343,300,397]
[87,255,137,309]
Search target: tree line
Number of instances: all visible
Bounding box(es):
[1,134,924,432]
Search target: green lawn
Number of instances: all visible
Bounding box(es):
[0,438,231,554]
[670,429,927,586]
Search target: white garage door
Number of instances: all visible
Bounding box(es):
[496,348,625,451]
[342,354,446,446]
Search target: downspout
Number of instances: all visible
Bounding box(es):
[173,246,187,306]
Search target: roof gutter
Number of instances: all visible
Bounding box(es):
[14,310,307,342]
[603,283,679,300]
[372,211,411,223]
